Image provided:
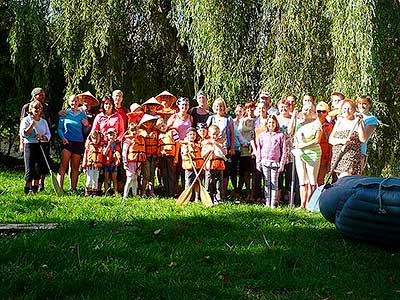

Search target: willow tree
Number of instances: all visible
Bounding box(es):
[260,0,333,102]
[49,0,194,104]
[172,0,262,104]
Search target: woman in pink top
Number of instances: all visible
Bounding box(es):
[92,96,125,143]
[167,97,193,140]
[256,115,287,208]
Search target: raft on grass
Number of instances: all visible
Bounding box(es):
[319,176,400,246]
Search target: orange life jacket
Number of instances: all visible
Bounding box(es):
[159,130,178,157]
[83,143,103,169]
[125,135,146,163]
[103,142,122,167]
[181,142,203,170]
[139,128,158,156]
[202,141,226,171]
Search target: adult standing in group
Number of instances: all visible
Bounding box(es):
[315,101,333,186]
[276,99,296,204]
[113,90,129,131]
[92,96,125,143]
[293,103,322,209]
[57,95,89,192]
[167,97,193,190]
[189,91,213,128]
[328,91,345,124]
[329,99,366,178]
[230,104,244,198]
[20,100,51,194]
[20,87,52,191]
[356,95,378,173]
[206,97,235,198]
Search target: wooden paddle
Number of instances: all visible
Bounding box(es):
[176,151,213,206]
[188,155,213,207]
[38,141,63,196]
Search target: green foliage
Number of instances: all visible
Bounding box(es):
[2,0,400,175]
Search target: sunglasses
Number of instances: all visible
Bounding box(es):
[33,106,42,110]
[317,110,327,113]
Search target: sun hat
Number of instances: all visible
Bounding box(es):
[138,114,159,127]
[130,103,141,112]
[77,91,99,107]
[141,97,163,108]
[316,101,330,112]
[155,91,177,104]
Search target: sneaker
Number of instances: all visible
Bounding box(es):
[147,192,156,198]
[39,183,45,192]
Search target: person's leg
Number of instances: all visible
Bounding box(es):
[270,165,280,208]
[166,157,177,197]
[58,149,72,191]
[104,171,110,193]
[93,169,100,195]
[215,170,223,203]
[70,153,81,190]
[111,171,118,194]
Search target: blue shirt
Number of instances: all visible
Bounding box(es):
[58,109,88,142]
[361,113,378,155]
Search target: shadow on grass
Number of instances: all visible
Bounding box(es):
[1,206,399,300]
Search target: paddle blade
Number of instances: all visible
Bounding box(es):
[51,173,63,196]
[176,187,193,206]
[199,185,213,207]
[306,185,324,212]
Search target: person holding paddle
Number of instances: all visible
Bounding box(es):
[20,100,51,194]
[329,99,367,178]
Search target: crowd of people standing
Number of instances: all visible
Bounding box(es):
[19,87,378,209]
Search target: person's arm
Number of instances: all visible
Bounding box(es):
[279,134,287,172]
[358,119,367,143]
[298,128,322,149]
[22,117,36,137]
[229,120,235,156]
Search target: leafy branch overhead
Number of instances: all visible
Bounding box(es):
[0,0,399,176]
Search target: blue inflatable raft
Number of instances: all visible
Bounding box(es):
[319,176,400,246]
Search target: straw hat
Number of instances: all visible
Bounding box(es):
[141,97,163,108]
[138,114,159,127]
[77,91,99,107]
[155,91,177,104]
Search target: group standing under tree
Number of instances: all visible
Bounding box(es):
[19,88,378,209]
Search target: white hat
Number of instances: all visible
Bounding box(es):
[77,91,99,107]
[141,97,163,108]
[138,114,159,127]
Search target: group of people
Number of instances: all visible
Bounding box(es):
[19,87,378,208]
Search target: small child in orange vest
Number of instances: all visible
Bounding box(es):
[201,125,227,205]
[181,127,203,202]
[103,127,121,195]
[138,114,159,197]
[156,118,180,197]
[122,122,146,198]
[82,130,103,196]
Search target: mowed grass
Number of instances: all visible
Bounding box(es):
[0,167,399,300]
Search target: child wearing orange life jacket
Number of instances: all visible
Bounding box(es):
[103,127,121,195]
[155,90,179,123]
[156,118,180,197]
[137,114,159,197]
[201,125,227,205]
[122,122,146,198]
[181,127,203,202]
[82,130,103,196]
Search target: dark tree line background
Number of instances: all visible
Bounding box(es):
[0,0,399,176]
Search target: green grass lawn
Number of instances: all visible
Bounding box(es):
[0,167,399,300]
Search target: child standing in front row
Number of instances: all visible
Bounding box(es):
[202,125,227,205]
[82,130,103,196]
[256,115,287,208]
[181,127,203,202]
[122,122,146,198]
[103,127,121,195]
